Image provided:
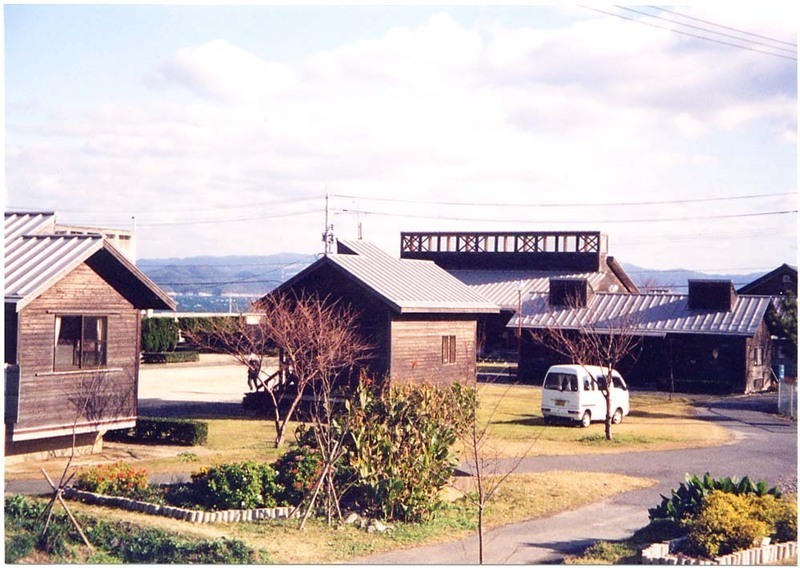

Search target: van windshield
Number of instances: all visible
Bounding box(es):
[543,372,579,392]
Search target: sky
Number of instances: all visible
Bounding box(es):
[4,3,798,275]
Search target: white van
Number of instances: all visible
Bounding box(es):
[540,364,629,427]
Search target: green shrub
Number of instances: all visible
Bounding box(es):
[648,472,781,523]
[684,492,771,558]
[189,461,280,510]
[341,381,476,523]
[108,417,208,446]
[141,351,199,364]
[141,318,180,353]
[273,444,324,506]
[73,462,150,500]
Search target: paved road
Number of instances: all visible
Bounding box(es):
[353,394,797,564]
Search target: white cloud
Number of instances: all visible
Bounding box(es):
[5,7,796,269]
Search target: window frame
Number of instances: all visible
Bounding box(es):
[441,335,457,364]
[54,314,108,371]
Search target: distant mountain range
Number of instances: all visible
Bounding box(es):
[137,254,767,297]
[138,253,316,296]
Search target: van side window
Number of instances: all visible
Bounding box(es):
[612,375,627,390]
[583,378,592,391]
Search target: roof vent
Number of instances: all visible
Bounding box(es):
[549,278,592,308]
[688,280,736,311]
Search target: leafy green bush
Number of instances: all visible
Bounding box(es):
[189,461,281,510]
[108,417,208,446]
[73,462,151,500]
[648,472,781,523]
[141,318,180,353]
[341,381,476,522]
[4,495,258,563]
[273,444,324,506]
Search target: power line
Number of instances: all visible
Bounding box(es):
[650,5,796,48]
[615,5,797,56]
[332,191,795,209]
[582,5,797,61]
[336,207,797,225]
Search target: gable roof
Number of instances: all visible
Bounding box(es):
[273,239,499,315]
[737,263,797,295]
[510,291,772,337]
[4,211,176,312]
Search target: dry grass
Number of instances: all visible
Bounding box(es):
[469,384,733,457]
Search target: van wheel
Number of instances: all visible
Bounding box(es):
[580,411,591,428]
[612,408,623,424]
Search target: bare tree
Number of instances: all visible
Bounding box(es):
[185,291,372,447]
[529,294,641,440]
[39,371,131,551]
[455,380,541,564]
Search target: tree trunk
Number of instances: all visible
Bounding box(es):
[604,392,613,441]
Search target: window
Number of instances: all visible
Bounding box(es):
[54,315,107,371]
[752,347,764,367]
[442,335,456,364]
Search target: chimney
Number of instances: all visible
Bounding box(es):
[688,280,737,311]
[549,278,592,308]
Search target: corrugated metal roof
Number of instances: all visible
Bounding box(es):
[5,212,175,311]
[449,270,606,309]
[509,292,772,337]
[297,240,499,314]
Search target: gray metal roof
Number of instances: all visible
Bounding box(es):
[294,240,499,314]
[510,292,772,337]
[449,270,606,309]
[5,212,175,311]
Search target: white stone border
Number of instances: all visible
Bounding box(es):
[642,537,797,565]
[63,487,299,524]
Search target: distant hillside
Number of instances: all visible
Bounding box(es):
[621,263,765,293]
[138,253,316,295]
[137,254,769,297]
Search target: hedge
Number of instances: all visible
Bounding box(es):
[107,417,208,446]
[142,351,200,364]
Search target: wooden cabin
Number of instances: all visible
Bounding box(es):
[512,278,775,393]
[399,231,638,359]
[4,212,175,458]
[263,240,499,387]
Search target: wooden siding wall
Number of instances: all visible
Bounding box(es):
[389,317,477,385]
[12,263,140,440]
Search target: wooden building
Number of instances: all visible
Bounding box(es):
[399,231,638,358]
[4,212,175,457]
[265,240,499,387]
[738,264,797,379]
[512,278,776,393]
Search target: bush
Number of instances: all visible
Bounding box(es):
[648,472,781,523]
[188,461,281,510]
[141,351,199,364]
[73,462,151,500]
[341,381,476,522]
[273,444,325,506]
[141,318,180,353]
[684,492,771,558]
[108,417,208,446]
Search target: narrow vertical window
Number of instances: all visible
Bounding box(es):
[442,335,456,364]
[753,347,764,366]
[54,315,107,371]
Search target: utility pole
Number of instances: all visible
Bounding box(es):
[322,192,334,256]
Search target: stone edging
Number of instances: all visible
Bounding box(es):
[642,537,797,565]
[63,487,299,524]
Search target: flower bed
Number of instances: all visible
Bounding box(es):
[64,487,299,524]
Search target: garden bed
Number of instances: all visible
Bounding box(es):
[64,487,299,524]
[642,536,797,565]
